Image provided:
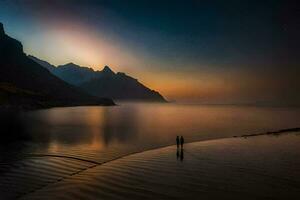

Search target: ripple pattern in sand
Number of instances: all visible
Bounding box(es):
[0,156,97,199]
[22,134,300,200]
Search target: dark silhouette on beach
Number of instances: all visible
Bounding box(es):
[176,148,179,160]
[180,136,184,149]
[176,136,180,149]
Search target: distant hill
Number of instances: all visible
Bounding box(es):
[0,22,114,109]
[80,67,166,101]
[30,57,166,102]
[29,56,98,86]
[28,55,56,72]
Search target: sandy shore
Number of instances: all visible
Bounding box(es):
[1,132,298,199]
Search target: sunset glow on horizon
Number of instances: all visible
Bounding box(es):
[1,0,299,105]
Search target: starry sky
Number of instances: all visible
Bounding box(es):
[0,0,299,105]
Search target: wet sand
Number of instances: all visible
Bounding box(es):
[1,132,299,199]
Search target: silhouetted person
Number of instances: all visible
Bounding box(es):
[180,148,184,161]
[176,148,179,160]
[180,136,184,149]
[176,136,180,148]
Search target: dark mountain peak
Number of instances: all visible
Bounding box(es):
[0,22,4,36]
[0,23,115,108]
[53,62,97,86]
[102,65,114,75]
[28,55,39,60]
[81,68,166,102]
[28,55,56,72]
[0,23,23,56]
[59,62,95,72]
[26,55,166,102]
[116,72,126,76]
[116,72,137,81]
[64,62,77,67]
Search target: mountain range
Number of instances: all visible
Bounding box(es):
[0,22,114,109]
[29,56,166,102]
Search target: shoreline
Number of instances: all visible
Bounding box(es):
[1,129,300,199]
[233,127,300,138]
[19,132,300,200]
[24,127,300,166]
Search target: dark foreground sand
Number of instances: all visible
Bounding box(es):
[1,133,300,200]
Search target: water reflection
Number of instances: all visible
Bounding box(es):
[101,106,138,146]
[14,103,300,155]
[176,148,184,162]
[180,148,184,162]
[15,105,140,153]
[0,110,30,143]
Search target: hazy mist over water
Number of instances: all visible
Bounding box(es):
[12,102,299,156]
[1,103,300,199]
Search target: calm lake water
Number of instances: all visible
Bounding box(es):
[2,103,300,199]
[12,102,299,160]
